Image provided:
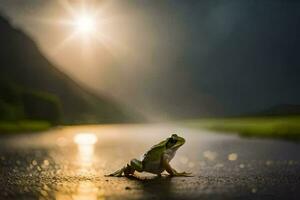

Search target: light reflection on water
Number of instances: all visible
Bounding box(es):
[55,181,103,200]
[72,181,102,200]
[74,133,98,166]
[54,133,104,200]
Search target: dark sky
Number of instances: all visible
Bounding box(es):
[1,0,300,119]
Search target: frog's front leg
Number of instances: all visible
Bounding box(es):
[106,159,143,177]
[162,158,192,177]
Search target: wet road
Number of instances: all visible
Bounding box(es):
[1,123,300,200]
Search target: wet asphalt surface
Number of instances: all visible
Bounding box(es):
[1,123,300,200]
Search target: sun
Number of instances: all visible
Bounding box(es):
[74,15,96,34]
[49,1,117,53]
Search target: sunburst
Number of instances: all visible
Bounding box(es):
[51,0,108,53]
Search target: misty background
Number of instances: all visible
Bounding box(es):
[0,0,300,121]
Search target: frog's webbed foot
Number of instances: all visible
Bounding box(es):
[171,171,193,177]
[105,166,126,177]
[105,165,135,177]
[163,159,193,177]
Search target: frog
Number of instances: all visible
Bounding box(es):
[106,134,192,177]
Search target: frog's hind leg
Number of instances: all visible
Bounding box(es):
[130,159,143,172]
[123,159,143,177]
[106,159,143,177]
[105,166,127,177]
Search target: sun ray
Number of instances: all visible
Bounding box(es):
[51,31,80,55]
[30,18,76,27]
[57,0,78,17]
[90,30,131,61]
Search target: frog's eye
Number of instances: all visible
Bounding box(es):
[169,137,177,144]
[172,138,177,143]
[166,137,177,148]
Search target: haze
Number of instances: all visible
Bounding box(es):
[1,0,299,120]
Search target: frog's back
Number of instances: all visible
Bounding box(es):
[142,141,166,174]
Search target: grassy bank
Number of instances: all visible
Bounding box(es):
[184,116,300,140]
[0,120,51,134]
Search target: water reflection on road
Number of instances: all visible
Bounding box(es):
[1,124,300,199]
[56,181,102,200]
[74,133,98,166]
[55,132,105,200]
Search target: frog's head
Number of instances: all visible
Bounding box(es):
[166,134,185,150]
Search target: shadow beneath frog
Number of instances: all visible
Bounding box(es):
[129,174,176,199]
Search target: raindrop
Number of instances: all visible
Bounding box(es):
[228,153,238,161]
[215,163,224,168]
[266,160,273,166]
[203,151,217,161]
[32,160,38,166]
[40,190,48,197]
[43,160,50,166]
[43,184,50,191]
[251,188,257,193]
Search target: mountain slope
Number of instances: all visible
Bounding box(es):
[0,15,131,124]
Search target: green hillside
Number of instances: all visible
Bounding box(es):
[185,116,300,140]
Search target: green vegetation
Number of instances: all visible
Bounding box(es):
[184,116,300,140]
[0,79,62,133]
[0,120,51,133]
[22,90,62,124]
[0,80,62,123]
